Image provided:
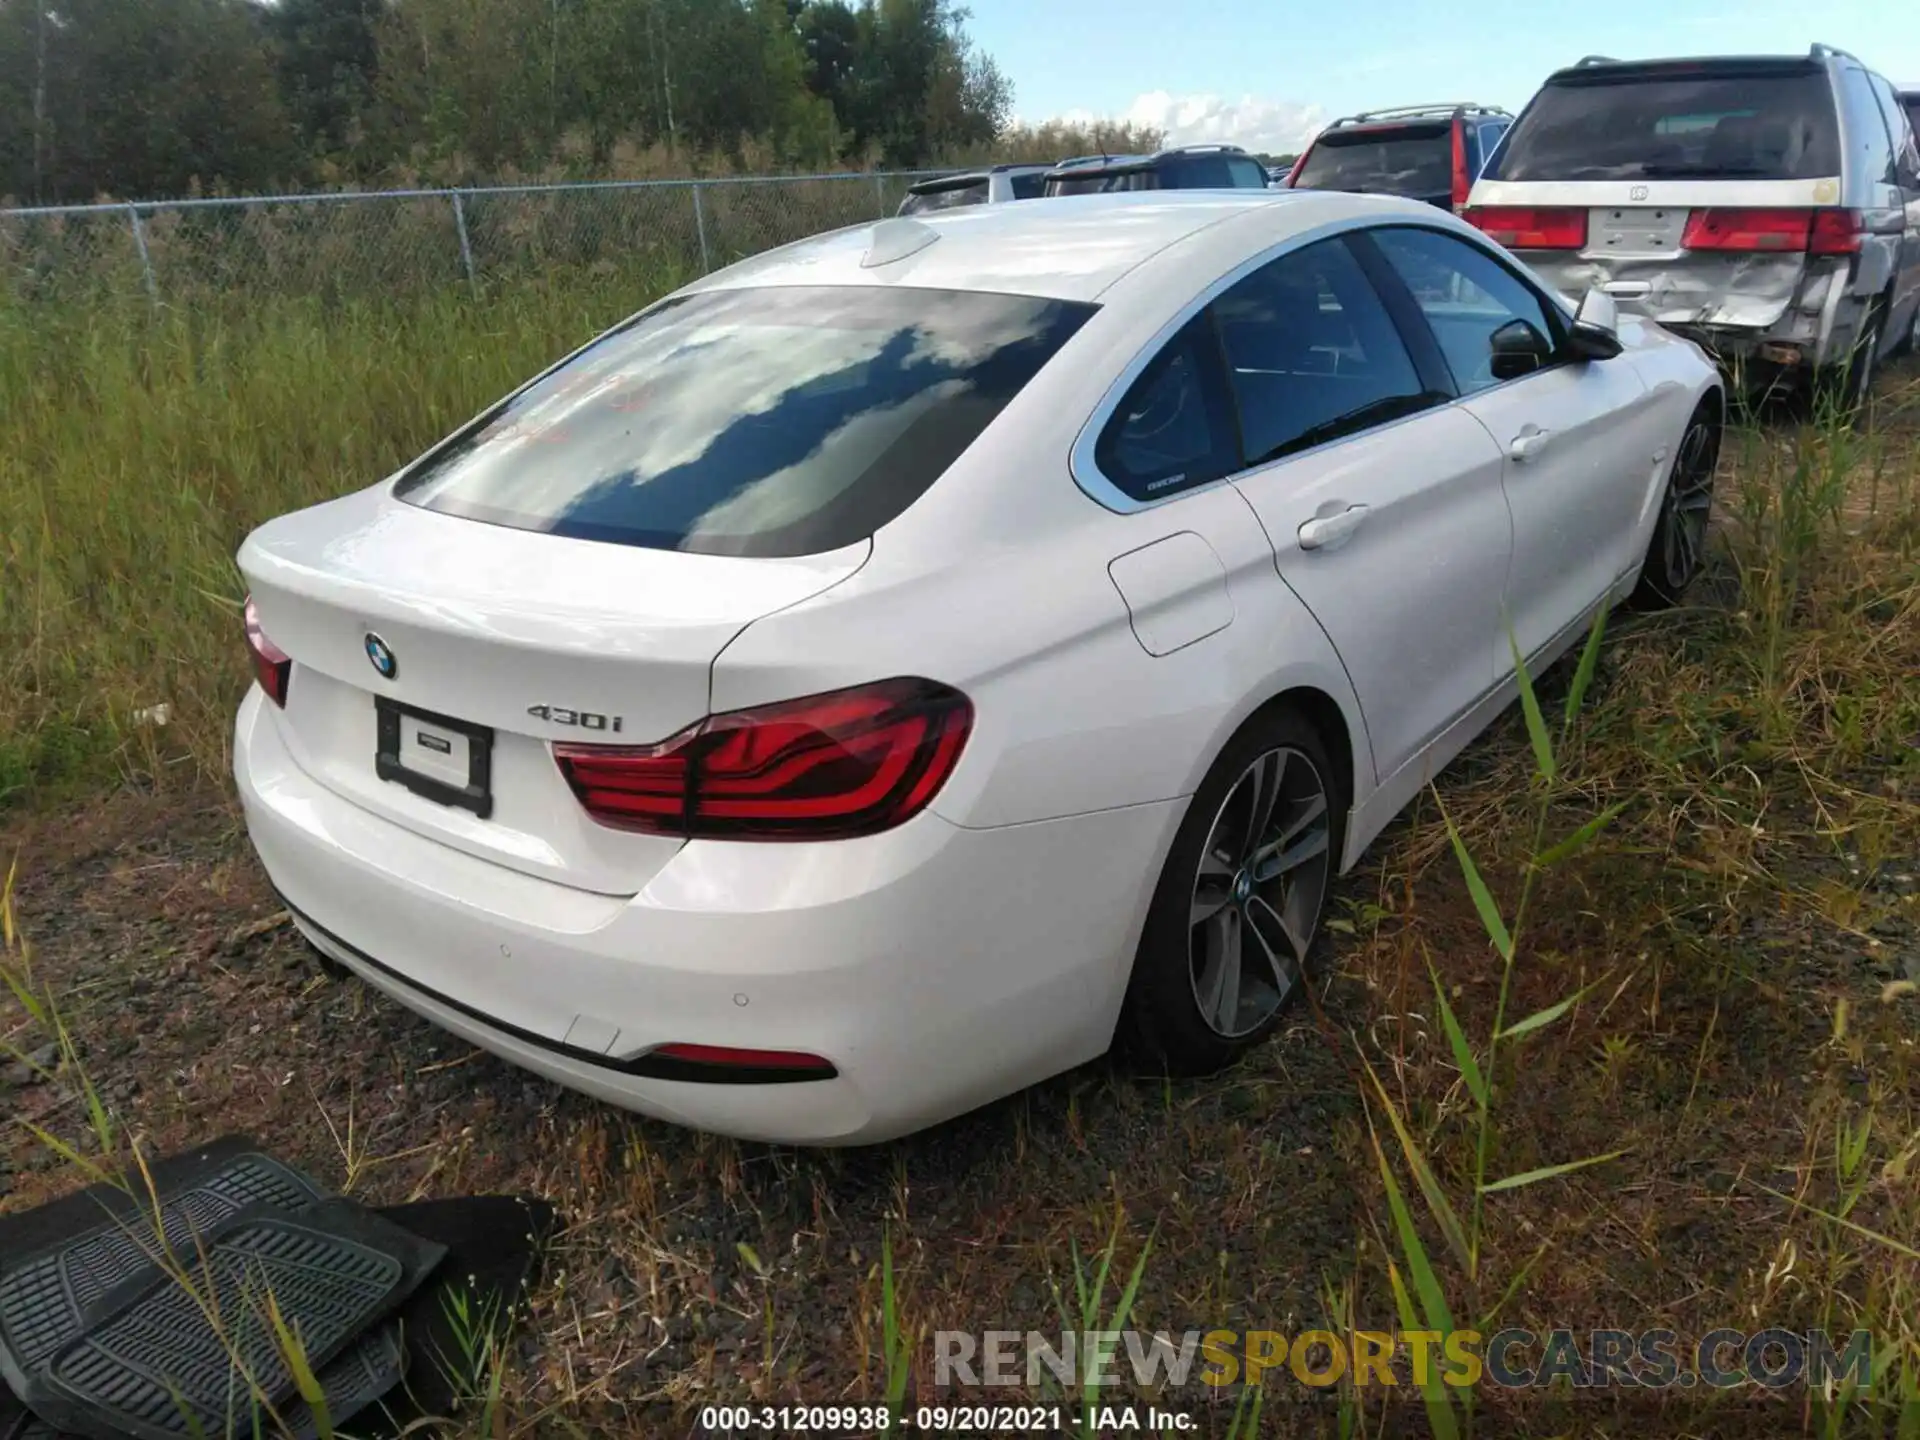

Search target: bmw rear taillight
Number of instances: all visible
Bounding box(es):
[1680,207,1864,256]
[552,677,973,841]
[243,594,291,708]
[1463,205,1588,249]
[1449,122,1471,211]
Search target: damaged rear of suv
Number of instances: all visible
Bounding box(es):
[1467,46,1920,403]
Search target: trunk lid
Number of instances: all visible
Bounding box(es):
[240,486,869,895]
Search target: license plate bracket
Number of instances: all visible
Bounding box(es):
[375,698,494,819]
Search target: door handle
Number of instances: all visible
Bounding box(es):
[1297,504,1369,551]
[1508,426,1553,463]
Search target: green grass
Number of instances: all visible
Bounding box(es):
[0,270,688,807]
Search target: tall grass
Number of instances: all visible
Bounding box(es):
[0,268,687,805]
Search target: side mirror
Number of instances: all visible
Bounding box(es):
[1489,319,1553,381]
[1567,287,1624,361]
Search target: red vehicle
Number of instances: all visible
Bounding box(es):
[1286,103,1513,212]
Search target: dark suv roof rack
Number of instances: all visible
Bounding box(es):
[1808,42,1860,63]
[1573,54,1620,67]
[1155,142,1254,155]
[1328,103,1511,128]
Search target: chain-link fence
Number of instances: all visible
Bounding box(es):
[0,170,941,310]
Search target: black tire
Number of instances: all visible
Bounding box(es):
[1120,705,1345,1075]
[1629,398,1721,610]
[1811,306,1883,421]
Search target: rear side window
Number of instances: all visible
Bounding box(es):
[1008,172,1047,200]
[1048,170,1132,196]
[1839,66,1896,185]
[396,287,1095,557]
[1160,154,1243,188]
[1213,236,1437,464]
[899,179,988,215]
[1492,70,1843,181]
[1093,314,1240,500]
[1869,76,1920,185]
[1293,125,1453,196]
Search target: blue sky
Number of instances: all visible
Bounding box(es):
[964,0,1920,153]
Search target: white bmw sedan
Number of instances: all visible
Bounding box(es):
[235,191,1721,1144]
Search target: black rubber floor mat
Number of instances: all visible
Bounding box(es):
[32,1199,441,1440]
[2,1323,402,1440]
[1,1169,544,1440]
[0,1141,325,1390]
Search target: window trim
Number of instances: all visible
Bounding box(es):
[1069,217,1578,515]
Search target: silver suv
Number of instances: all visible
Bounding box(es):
[896,165,1051,216]
[1467,45,1920,401]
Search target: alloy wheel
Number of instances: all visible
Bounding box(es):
[1659,413,1717,592]
[1186,746,1332,1039]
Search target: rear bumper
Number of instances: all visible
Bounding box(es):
[233,688,1178,1144]
[1520,252,1872,372]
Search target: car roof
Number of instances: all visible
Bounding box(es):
[690,190,1425,304]
[697,193,1297,303]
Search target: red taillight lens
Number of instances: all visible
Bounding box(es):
[652,1042,836,1075]
[1809,208,1864,255]
[1463,206,1587,250]
[1680,207,1863,255]
[243,594,291,708]
[1450,122,1471,211]
[553,677,973,841]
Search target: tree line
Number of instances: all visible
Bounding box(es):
[0,0,1159,204]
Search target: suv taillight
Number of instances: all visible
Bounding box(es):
[553,678,973,841]
[1680,207,1864,255]
[243,594,291,707]
[1449,122,1471,211]
[1463,206,1587,249]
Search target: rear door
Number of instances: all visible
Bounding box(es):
[1362,225,1658,671]
[1209,233,1512,781]
[1469,61,1847,327]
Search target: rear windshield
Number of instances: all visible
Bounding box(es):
[1294,124,1452,195]
[1008,171,1047,200]
[1492,70,1841,181]
[394,287,1094,557]
[1047,169,1136,196]
[899,179,987,215]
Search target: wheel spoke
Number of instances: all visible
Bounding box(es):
[1244,750,1289,859]
[1191,874,1233,926]
[1245,894,1303,995]
[1254,821,1329,883]
[1195,909,1244,1032]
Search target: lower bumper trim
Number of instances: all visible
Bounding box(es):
[279,896,838,1086]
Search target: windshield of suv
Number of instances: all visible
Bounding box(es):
[899,178,988,214]
[395,287,1096,557]
[1492,70,1841,181]
[1293,123,1452,194]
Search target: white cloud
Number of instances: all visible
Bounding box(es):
[1036,91,1328,155]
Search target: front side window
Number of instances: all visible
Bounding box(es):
[1367,227,1560,395]
[1492,70,1843,181]
[1093,314,1239,501]
[396,286,1095,557]
[1214,236,1438,464]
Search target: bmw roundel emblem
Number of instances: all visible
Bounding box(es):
[364,632,397,680]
